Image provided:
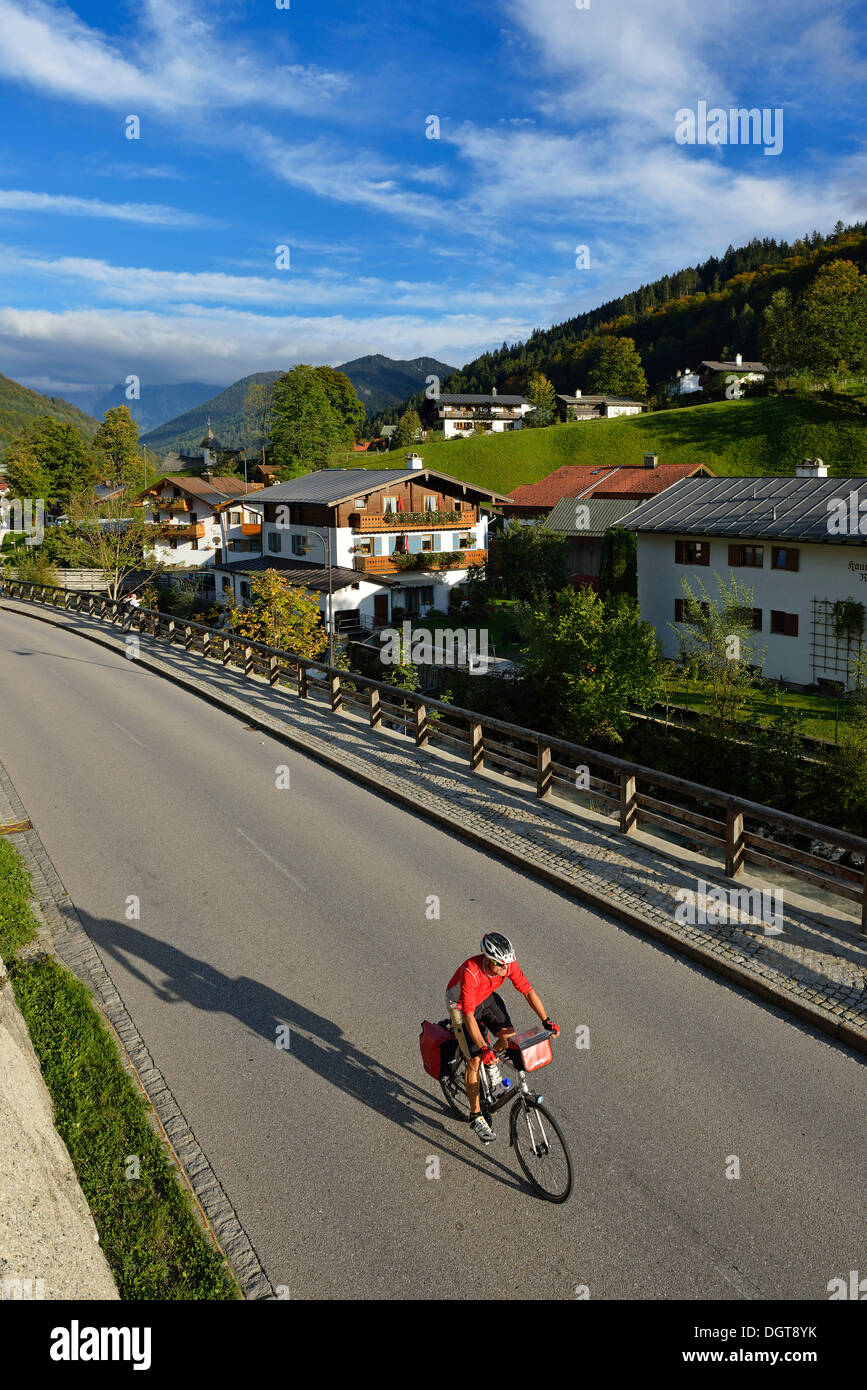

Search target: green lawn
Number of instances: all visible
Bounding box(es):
[361,396,867,495]
[658,675,854,743]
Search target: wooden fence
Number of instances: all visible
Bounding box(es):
[5,579,866,933]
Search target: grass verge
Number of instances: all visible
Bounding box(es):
[0,837,239,1300]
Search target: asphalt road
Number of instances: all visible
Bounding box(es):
[1,607,864,1300]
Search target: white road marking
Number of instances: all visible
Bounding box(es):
[235,827,306,891]
[112,721,145,748]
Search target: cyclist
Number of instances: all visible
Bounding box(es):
[446,932,559,1145]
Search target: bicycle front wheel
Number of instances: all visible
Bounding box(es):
[509,1097,572,1203]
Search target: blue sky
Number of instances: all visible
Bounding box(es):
[0,0,864,397]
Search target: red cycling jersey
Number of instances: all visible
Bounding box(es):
[446,954,532,1015]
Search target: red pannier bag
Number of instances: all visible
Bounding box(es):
[420,1019,454,1079]
[507,1027,553,1072]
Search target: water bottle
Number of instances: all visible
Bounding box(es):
[485,1058,511,1098]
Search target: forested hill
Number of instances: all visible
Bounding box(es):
[368,222,867,432]
[0,373,99,454]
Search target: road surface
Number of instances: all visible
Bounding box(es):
[0,607,864,1299]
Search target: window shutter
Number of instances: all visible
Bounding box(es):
[675,540,685,564]
[786,548,799,572]
[409,535,422,554]
[373,537,383,556]
[675,599,684,622]
[753,609,762,630]
[728,544,740,566]
[785,613,799,636]
[433,534,442,551]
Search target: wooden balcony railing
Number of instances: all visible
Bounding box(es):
[167,522,205,541]
[350,508,478,533]
[354,549,486,574]
[241,522,262,536]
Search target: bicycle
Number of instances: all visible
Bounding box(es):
[437,1019,573,1203]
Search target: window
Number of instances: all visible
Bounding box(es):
[268,531,282,553]
[728,544,764,568]
[240,581,251,601]
[420,534,433,551]
[291,534,305,556]
[222,577,231,592]
[458,533,474,549]
[735,607,763,631]
[230,510,242,526]
[354,538,373,556]
[771,610,799,636]
[772,547,799,572]
[675,539,710,565]
[189,511,197,524]
[420,587,434,606]
[424,495,437,512]
[674,598,710,621]
[355,498,366,510]
[384,497,397,514]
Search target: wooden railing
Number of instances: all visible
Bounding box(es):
[354,549,485,574]
[350,508,477,532]
[5,579,865,933]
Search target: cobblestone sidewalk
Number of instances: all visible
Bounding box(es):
[3,597,866,1054]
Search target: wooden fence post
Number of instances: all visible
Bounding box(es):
[537,743,552,800]
[184,625,194,652]
[268,655,280,687]
[222,637,231,667]
[370,687,382,730]
[298,666,308,700]
[329,673,343,712]
[470,719,484,773]
[244,645,254,677]
[415,701,428,748]
[202,630,211,660]
[619,771,637,834]
[726,806,745,878]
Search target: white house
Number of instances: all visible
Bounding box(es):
[663,368,703,398]
[137,474,264,572]
[663,354,768,399]
[555,389,644,421]
[624,462,867,690]
[437,391,534,439]
[216,458,510,630]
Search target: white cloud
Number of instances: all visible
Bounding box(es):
[0,0,343,116]
[0,305,534,393]
[0,188,209,226]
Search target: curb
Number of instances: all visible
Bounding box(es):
[4,598,866,1059]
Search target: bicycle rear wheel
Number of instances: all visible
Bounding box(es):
[439,1054,472,1119]
[509,1097,572,1202]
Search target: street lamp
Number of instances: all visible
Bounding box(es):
[302,526,334,667]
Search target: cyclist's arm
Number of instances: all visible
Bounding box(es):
[525,988,549,1024]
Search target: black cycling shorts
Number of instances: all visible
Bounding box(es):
[466,992,514,1051]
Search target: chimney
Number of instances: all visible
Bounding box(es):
[491,386,497,396]
[735,352,742,366]
[575,387,582,398]
[202,469,213,482]
[643,453,658,469]
[406,452,424,471]
[795,457,828,478]
[675,370,681,378]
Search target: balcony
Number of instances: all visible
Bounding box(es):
[354,548,486,575]
[155,497,189,513]
[166,522,205,541]
[350,508,478,533]
[241,522,262,536]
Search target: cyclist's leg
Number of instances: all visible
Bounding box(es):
[477,993,515,1054]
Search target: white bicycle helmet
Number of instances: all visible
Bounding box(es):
[481,931,516,966]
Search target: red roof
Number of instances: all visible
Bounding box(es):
[508,463,712,508]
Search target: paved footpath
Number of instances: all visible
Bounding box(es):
[3,596,866,1053]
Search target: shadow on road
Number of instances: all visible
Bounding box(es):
[82,913,525,1192]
